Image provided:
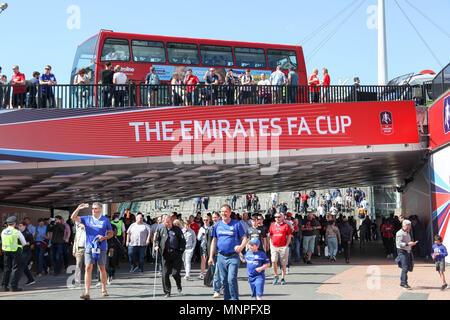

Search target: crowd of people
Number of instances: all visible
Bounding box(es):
[0,63,365,109]
[0,187,434,298]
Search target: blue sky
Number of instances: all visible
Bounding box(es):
[0,0,448,84]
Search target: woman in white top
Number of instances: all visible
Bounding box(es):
[74,68,90,108]
[171,73,183,106]
[179,218,196,280]
[197,215,211,279]
[335,193,343,213]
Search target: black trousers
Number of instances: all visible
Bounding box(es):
[2,251,22,288]
[342,241,351,261]
[108,248,118,277]
[295,198,300,212]
[41,92,56,108]
[102,86,113,108]
[18,249,34,283]
[161,249,183,294]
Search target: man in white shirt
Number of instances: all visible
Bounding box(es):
[257,73,271,104]
[113,65,127,107]
[271,192,278,205]
[126,214,151,273]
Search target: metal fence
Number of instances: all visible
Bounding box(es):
[0,83,426,109]
[430,62,450,100]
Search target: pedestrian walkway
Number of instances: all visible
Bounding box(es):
[0,242,444,300]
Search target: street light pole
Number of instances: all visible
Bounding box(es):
[378,0,388,85]
[0,3,8,15]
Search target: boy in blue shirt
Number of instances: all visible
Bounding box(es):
[240,238,270,300]
[431,235,448,290]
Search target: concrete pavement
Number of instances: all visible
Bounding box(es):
[0,241,446,300]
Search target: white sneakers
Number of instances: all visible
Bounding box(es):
[213,292,220,298]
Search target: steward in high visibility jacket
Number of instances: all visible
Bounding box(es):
[110,212,126,245]
[1,216,26,292]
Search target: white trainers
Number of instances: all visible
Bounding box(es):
[198,274,204,280]
[213,292,220,298]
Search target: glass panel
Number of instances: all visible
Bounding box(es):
[71,35,98,84]
[100,38,130,61]
[200,45,233,67]
[132,40,166,63]
[267,49,297,70]
[234,47,266,68]
[167,42,199,65]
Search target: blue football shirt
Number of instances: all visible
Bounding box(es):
[244,250,270,278]
[211,219,246,255]
[80,215,112,251]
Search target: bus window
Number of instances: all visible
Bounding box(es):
[167,42,199,65]
[101,38,130,62]
[200,45,233,67]
[234,47,266,69]
[71,35,98,84]
[267,49,297,70]
[132,40,166,63]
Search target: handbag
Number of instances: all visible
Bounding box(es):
[324,245,329,257]
[204,265,214,287]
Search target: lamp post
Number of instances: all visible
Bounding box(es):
[0,3,8,14]
[378,0,388,85]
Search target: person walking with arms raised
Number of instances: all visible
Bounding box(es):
[71,202,114,300]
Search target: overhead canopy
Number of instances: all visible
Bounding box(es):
[0,143,426,207]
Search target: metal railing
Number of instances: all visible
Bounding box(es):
[0,83,426,109]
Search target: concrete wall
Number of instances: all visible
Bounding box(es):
[0,204,51,226]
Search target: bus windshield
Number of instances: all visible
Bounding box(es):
[71,35,98,84]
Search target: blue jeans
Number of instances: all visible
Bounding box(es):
[328,237,338,259]
[310,197,316,209]
[397,249,413,285]
[211,255,222,293]
[36,246,46,274]
[128,246,146,272]
[51,243,64,274]
[217,253,241,300]
[293,237,301,261]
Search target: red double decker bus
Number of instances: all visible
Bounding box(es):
[71,30,307,87]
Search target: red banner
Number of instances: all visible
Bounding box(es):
[0,101,419,161]
[429,92,450,150]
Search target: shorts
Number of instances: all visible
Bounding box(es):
[436,260,445,272]
[270,245,288,266]
[200,245,208,256]
[303,235,316,254]
[249,275,265,297]
[85,248,107,266]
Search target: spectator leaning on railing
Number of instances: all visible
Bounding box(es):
[39,65,57,108]
[100,61,114,108]
[28,71,40,108]
[321,68,330,103]
[74,69,90,108]
[287,67,299,103]
[145,66,160,107]
[113,65,127,108]
[269,65,286,104]
[184,69,199,106]
[11,65,26,109]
